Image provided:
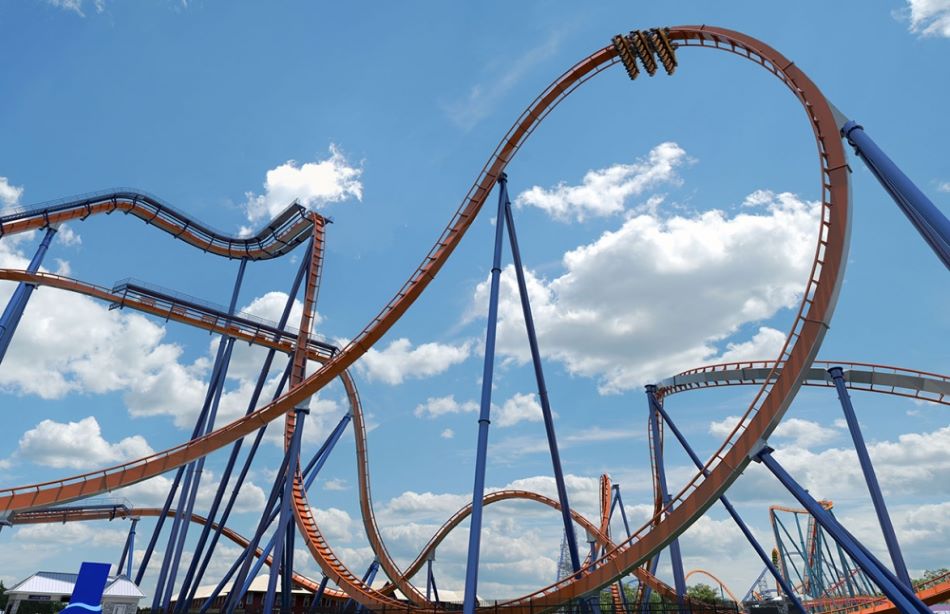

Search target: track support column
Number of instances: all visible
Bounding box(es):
[426,550,440,604]
[645,386,687,609]
[0,225,57,363]
[504,186,582,574]
[462,174,509,614]
[117,517,138,578]
[650,396,806,613]
[262,405,309,614]
[828,366,912,588]
[841,120,950,269]
[754,445,930,613]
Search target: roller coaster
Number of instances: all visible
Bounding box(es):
[0,23,948,614]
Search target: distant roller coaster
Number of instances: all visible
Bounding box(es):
[0,23,948,614]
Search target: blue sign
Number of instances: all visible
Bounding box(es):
[63,562,111,613]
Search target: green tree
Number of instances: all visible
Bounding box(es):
[0,580,7,609]
[912,568,949,589]
[687,583,723,604]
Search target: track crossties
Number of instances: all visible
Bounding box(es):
[612,28,677,79]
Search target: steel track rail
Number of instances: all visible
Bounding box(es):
[9,23,941,614]
[0,189,313,260]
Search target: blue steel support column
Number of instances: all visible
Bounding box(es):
[178,251,311,608]
[135,466,185,585]
[157,259,248,612]
[184,361,293,605]
[0,225,57,363]
[426,551,441,604]
[307,575,330,614]
[116,518,138,578]
[611,486,632,537]
[503,193,582,573]
[204,408,349,614]
[221,423,296,614]
[650,396,806,613]
[828,366,913,589]
[262,405,309,614]
[755,446,930,613]
[343,559,380,614]
[841,120,950,269]
[282,518,296,613]
[645,386,687,608]
[462,174,509,614]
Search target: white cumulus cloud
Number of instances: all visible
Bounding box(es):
[244,145,363,222]
[901,0,950,37]
[0,176,24,210]
[357,337,472,385]
[515,142,687,222]
[472,187,820,393]
[15,416,153,470]
[414,395,478,418]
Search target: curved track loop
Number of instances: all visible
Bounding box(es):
[6,506,346,599]
[0,190,313,260]
[365,489,680,605]
[494,25,849,610]
[683,570,740,604]
[658,360,949,405]
[0,23,899,612]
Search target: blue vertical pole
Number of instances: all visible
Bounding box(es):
[755,447,930,613]
[178,251,310,608]
[645,386,687,609]
[157,258,248,612]
[308,575,329,614]
[0,225,57,363]
[184,361,293,605]
[650,396,806,613]
[841,120,950,269]
[135,466,185,585]
[426,551,440,604]
[612,486,632,538]
[462,174,509,614]
[116,518,138,578]
[639,554,660,614]
[503,191,582,573]
[282,518,296,613]
[262,405,309,614]
[828,366,913,588]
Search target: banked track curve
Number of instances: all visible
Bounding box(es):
[0,24,855,611]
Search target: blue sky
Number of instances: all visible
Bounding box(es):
[0,0,948,603]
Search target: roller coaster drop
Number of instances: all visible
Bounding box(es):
[0,24,948,614]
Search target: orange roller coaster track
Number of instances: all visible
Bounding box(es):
[0,22,942,614]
